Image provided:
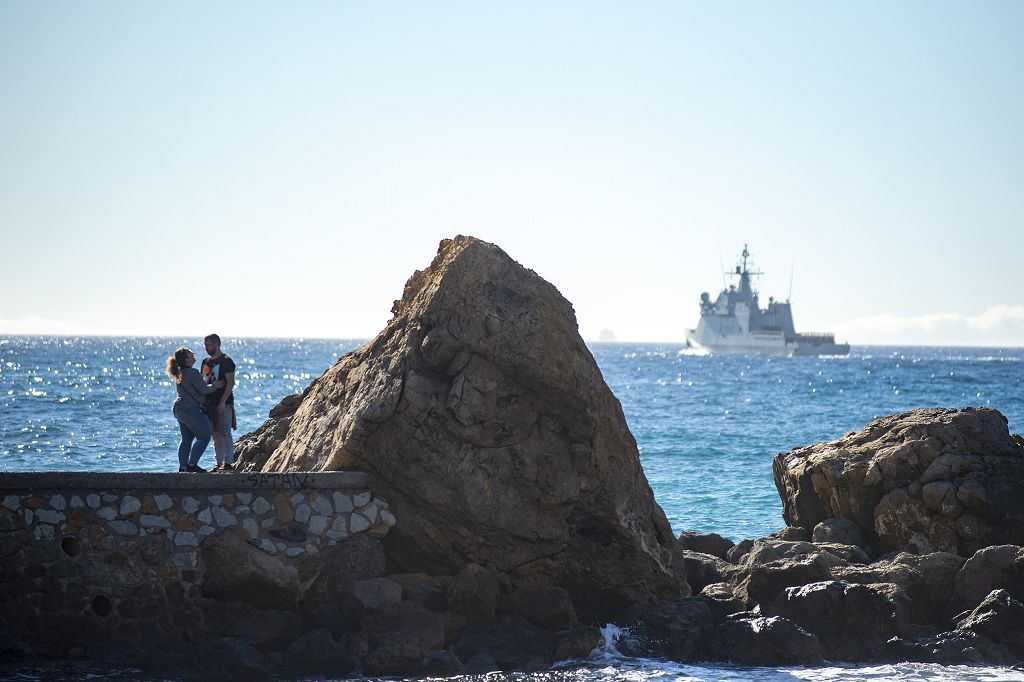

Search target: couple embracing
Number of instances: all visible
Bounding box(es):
[165,334,237,473]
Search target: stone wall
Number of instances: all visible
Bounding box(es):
[0,471,392,663]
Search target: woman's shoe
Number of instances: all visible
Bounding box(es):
[186,465,207,473]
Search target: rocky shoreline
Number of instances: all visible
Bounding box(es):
[3,236,1023,677]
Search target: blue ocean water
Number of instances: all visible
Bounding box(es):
[2,336,1023,682]
[2,336,1020,542]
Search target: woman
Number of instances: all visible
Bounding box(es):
[166,347,224,472]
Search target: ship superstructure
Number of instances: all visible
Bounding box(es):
[686,246,850,356]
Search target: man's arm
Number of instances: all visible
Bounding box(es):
[218,371,235,417]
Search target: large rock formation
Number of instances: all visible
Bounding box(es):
[236,236,686,616]
[772,407,1024,556]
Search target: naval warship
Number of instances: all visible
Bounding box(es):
[686,246,850,356]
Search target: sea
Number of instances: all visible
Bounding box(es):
[2,335,1023,682]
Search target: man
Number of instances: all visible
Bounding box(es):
[201,333,236,471]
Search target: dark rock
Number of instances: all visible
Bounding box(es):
[955,588,1024,657]
[948,544,1024,616]
[189,637,262,672]
[498,584,577,631]
[388,573,451,611]
[892,551,965,623]
[679,550,740,593]
[867,581,915,636]
[347,577,403,617]
[726,539,754,564]
[773,407,1024,556]
[194,602,302,648]
[200,531,300,609]
[739,539,852,568]
[463,653,498,674]
[421,649,465,675]
[238,236,687,616]
[677,531,734,560]
[699,582,738,601]
[812,517,868,549]
[282,628,353,673]
[883,629,1016,665]
[813,542,871,564]
[768,527,811,542]
[709,615,823,665]
[361,602,449,675]
[829,561,927,622]
[734,554,836,607]
[447,563,500,624]
[552,624,602,661]
[765,580,900,661]
[299,534,387,613]
[454,615,554,671]
[615,597,718,661]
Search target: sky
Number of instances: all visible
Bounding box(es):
[2,2,1022,346]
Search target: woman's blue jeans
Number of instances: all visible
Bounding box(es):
[173,401,212,468]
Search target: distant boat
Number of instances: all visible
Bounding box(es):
[686,245,850,356]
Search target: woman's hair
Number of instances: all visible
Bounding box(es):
[166,348,191,383]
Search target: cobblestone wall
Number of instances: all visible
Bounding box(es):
[0,471,392,659]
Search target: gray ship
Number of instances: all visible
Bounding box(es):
[686,245,850,356]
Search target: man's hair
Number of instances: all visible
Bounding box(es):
[204,333,221,345]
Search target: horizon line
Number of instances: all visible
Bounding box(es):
[1,332,1022,351]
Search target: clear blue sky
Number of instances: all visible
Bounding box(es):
[2,2,1022,345]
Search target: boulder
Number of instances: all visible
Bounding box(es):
[200,531,301,609]
[725,539,754,564]
[813,542,871,564]
[733,554,836,607]
[883,629,1016,665]
[187,637,263,676]
[954,589,1024,657]
[237,236,686,616]
[812,517,868,549]
[773,407,1024,556]
[454,615,555,671]
[420,649,465,675]
[298,533,387,613]
[447,563,500,624]
[347,577,403,614]
[709,615,823,665]
[388,573,451,611]
[282,628,354,673]
[552,624,602,661]
[947,544,1024,616]
[614,597,718,661]
[740,539,820,567]
[767,526,811,542]
[829,562,927,613]
[892,551,965,623]
[360,602,450,675]
[679,550,740,593]
[498,584,577,631]
[200,602,303,648]
[677,531,734,560]
[765,580,900,661]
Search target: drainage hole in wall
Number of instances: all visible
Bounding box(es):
[61,536,82,557]
[91,595,113,617]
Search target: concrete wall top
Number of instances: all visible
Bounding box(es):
[0,470,373,492]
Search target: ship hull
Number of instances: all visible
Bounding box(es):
[686,328,796,356]
[686,328,850,357]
